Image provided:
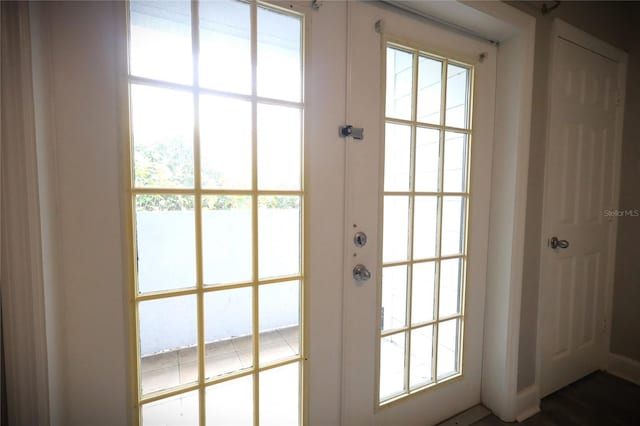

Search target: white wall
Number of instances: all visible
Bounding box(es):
[134,208,300,354]
[29,3,65,424]
[36,2,130,424]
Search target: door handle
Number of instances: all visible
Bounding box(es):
[353,264,371,281]
[549,236,569,249]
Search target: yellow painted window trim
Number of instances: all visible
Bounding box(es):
[378,39,475,407]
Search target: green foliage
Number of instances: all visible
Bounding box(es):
[135,141,194,189]
[135,140,194,211]
[202,195,251,210]
[258,196,299,209]
[135,142,298,211]
[136,194,194,211]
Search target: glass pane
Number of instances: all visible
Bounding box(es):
[439,258,462,318]
[380,333,406,400]
[260,281,300,366]
[206,375,253,426]
[386,48,413,120]
[381,266,407,332]
[257,6,302,102]
[202,196,252,285]
[437,318,461,379]
[441,196,465,256]
[258,196,300,279]
[383,196,410,263]
[415,128,440,192]
[443,132,468,192]
[136,195,195,294]
[445,64,470,129]
[417,56,442,124]
[410,325,434,389]
[200,96,252,189]
[258,104,302,190]
[412,262,436,324]
[204,287,252,379]
[413,196,438,260]
[142,390,199,426]
[200,0,251,94]
[139,296,197,394]
[130,0,192,84]
[384,123,412,192]
[259,362,300,426]
[131,84,193,189]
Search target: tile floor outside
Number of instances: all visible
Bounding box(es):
[140,326,300,425]
[139,324,457,425]
[141,326,299,395]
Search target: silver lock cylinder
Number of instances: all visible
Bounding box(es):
[353,264,371,282]
[353,231,367,248]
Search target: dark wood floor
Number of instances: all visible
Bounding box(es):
[473,372,640,425]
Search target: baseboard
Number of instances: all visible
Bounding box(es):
[515,384,540,422]
[437,405,491,426]
[607,353,640,386]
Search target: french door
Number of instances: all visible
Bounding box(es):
[339,2,496,425]
[127,1,305,424]
[125,1,496,425]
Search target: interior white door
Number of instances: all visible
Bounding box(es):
[539,30,624,397]
[340,2,496,424]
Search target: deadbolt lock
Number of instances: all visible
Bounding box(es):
[354,231,367,248]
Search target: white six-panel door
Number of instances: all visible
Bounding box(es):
[539,24,626,397]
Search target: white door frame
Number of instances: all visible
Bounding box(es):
[535,17,627,401]
[307,1,536,424]
[451,2,536,423]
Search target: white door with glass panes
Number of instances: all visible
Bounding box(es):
[341,2,496,425]
[126,1,496,425]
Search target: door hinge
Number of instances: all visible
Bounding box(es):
[615,90,623,107]
[601,317,608,334]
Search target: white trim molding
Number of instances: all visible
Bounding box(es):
[439,405,492,426]
[608,353,640,386]
[0,2,51,425]
[515,385,540,422]
[463,1,536,421]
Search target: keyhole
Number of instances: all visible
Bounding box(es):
[354,231,367,248]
